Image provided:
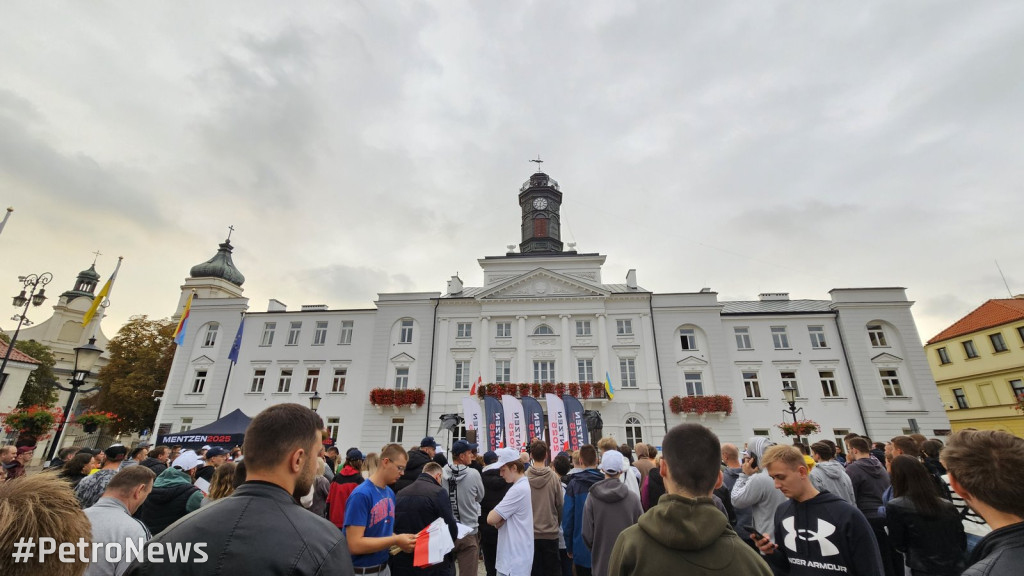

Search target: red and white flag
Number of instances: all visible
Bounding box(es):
[413,518,454,568]
[470,375,481,396]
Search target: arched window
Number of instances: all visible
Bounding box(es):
[625,417,643,448]
[534,324,554,335]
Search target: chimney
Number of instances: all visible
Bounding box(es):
[267,299,287,312]
[447,275,464,295]
[301,304,328,311]
[626,269,637,290]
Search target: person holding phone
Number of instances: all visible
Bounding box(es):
[731,437,787,542]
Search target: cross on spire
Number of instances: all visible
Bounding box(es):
[227,225,235,241]
[529,155,544,171]
[91,250,102,265]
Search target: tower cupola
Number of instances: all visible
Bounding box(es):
[518,170,564,254]
[60,263,101,303]
[190,238,245,286]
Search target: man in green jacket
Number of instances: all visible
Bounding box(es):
[608,423,772,576]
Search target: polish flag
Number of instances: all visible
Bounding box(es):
[413,518,454,568]
[470,375,481,396]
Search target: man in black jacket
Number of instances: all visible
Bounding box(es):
[139,445,170,475]
[942,429,1024,576]
[479,451,510,576]
[125,404,355,575]
[392,462,459,575]
[395,436,438,492]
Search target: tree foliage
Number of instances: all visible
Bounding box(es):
[82,315,175,435]
[0,335,59,408]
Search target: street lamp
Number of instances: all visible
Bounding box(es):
[309,389,321,412]
[781,382,805,444]
[0,272,53,387]
[46,337,104,461]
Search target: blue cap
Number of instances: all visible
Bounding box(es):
[483,450,498,465]
[420,436,439,449]
[452,440,478,456]
[346,448,365,461]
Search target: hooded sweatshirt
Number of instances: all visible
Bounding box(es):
[327,464,364,528]
[563,468,603,568]
[809,460,856,506]
[442,462,484,532]
[583,477,642,576]
[526,464,563,540]
[137,468,203,535]
[845,456,890,519]
[766,491,884,576]
[731,437,787,540]
[607,494,772,576]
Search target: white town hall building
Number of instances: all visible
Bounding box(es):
[155,170,950,453]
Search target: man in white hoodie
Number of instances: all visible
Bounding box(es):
[730,436,787,540]
[809,440,856,505]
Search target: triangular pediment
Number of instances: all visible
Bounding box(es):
[871,353,903,364]
[390,353,416,363]
[476,268,609,301]
[191,355,215,365]
[677,356,709,367]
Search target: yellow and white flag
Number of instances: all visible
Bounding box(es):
[82,257,122,326]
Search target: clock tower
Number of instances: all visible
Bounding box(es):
[518,171,564,254]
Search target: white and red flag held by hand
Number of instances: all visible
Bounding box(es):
[413,518,454,568]
[470,375,481,396]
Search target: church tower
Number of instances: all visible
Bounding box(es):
[518,171,564,254]
[173,235,246,318]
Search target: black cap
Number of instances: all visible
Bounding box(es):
[420,436,439,449]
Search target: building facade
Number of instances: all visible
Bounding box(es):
[156,171,951,452]
[925,298,1024,436]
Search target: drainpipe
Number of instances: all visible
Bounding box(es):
[424,297,440,436]
[833,311,869,435]
[649,295,668,438]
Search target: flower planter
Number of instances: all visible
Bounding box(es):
[82,423,99,434]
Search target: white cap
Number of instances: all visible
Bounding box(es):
[201,445,212,451]
[172,450,203,471]
[599,451,625,475]
[483,447,521,472]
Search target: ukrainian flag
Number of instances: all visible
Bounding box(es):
[604,371,615,400]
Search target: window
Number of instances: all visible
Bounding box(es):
[304,369,319,392]
[990,333,1008,353]
[781,371,799,396]
[326,418,340,442]
[684,372,704,397]
[278,369,292,393]
[457,322,472,339]
[867,325,888,347]
[1010,379,1024,402]
[203,324,219,347]
[534,324,554,335]
[400,319,414,343]
[742,372,761,398]
[575,320,591,336]
[1018,326,1024,345]
[937,347,951,365]
[679,328,697,350]
[313,321,328,345]
[577,359,593,383]
[191,370,207,394]
[331,368,347,392]
[287,321,302,346]
[808,326,827,349]
[833,429,850,453]
[624,417,643,449]
[260,322,276,346]
[339,320,354,345]
[819,370,839,397]
[250,369,266,393]
[454,361,471,390]
[880,369,903,397]
[179,417,193,433]
[616,319,633,335]
[735,327,752,350]
[495,360,511,383]
[771,326,790,349]
[953,388,968,409]
[534,361,555,383]
[753,428,770,437]
[963,340,979,359]
[620,358,637,388]
[395,368,409,390]
[496,322,511,338]
[390,418,405,443]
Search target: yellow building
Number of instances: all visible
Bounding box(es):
[925,297,1024,436]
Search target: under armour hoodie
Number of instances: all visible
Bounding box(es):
[766,491,884,576]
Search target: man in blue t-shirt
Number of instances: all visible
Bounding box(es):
[345,443,418,574]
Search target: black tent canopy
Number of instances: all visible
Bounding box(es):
[157,408,251,448]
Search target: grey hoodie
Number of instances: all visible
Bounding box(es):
[583,477,642,576]
[809,459,856,506]
[442,463,484,532]
[730,437,787,540]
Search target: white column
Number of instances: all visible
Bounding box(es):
[596,313,610,383]
[479,316,490,381]
[517,315,528,382]
[560,314,572,382]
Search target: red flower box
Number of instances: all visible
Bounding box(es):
[669,395,733,416]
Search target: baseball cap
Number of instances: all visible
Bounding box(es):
[452,440,478,456]
[104,445,128,460]
[484,447,521,471]
[420,436,439,449]
[206,446,229,458]
[171,450,203,471]
[482,451,498,465]
[599,450,625,475]
[346,448,365,461]
[201,445,212,451]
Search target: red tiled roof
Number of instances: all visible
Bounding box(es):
[0,341,41,365]
[928,299,1024,344]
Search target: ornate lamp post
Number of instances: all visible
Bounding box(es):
[0,272,53,386]
[309,389,322,413]
[46,338,104,461]
[781,382,805,444]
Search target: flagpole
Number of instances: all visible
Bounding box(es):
[217,312,246,418]
[0,207,12,237]
[216,362,234,419]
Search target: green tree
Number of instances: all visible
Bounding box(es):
[0,335,59,408]
[81,315,175,435]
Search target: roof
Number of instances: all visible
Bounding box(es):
[445,283,646,299]
[190,239,245,286]
[0,341,41,365]
[927,298,1024,344]
[721,299,834,315]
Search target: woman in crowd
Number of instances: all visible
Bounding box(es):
[362,452,379,479]
[885,455,966,576]
[201,462,238,506]
[58,452,97,489]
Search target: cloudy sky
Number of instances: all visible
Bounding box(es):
[2,1,1022,344]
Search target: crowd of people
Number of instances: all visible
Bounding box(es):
[2,404,1023,576]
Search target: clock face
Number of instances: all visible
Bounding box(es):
[533,198,548,210]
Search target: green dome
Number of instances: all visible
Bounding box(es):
[190,240,245,286]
